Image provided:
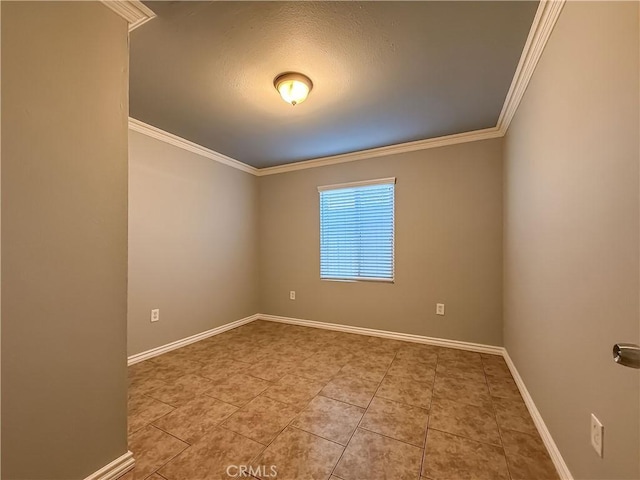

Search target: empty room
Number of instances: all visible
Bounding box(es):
[1,1,639,479]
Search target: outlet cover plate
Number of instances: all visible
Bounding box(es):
[591,413,603,457]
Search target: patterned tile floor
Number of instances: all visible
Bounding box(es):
[122,320,558,480]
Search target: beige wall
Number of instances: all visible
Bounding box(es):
[1,3,4,478]
[503,2,639,478]
[128,131,259,355]
[1,2,129,478]
[259,139,504,346]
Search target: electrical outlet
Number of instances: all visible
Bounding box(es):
[151,308,160,323]
[289,291,296,300]
[436,303,445,315]
[591,413,604,457]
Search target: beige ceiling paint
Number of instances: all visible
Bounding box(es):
[131,1,538,168]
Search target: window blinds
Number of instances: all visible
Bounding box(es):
[319,178,395,281]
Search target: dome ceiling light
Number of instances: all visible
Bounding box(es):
[274,72,313,106]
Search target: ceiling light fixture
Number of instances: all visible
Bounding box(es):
[274,72,313,106]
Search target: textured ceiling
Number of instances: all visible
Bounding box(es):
[131,1,538,168]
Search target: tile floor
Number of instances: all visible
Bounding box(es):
[122,320,558,480]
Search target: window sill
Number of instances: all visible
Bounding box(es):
[321,277,395,284]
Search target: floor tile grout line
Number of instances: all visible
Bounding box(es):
[241,345,367,474]
[216,422,270,450]
[356,424,427,450]
[420,350,440,478]
[328,347,401,478]
[316,391,376,410]
[288,420,353,448]
[220,386,334,469]
[427,426,504,449]
[244,393,317,446]
[138,338,437,478]
[147,409,187,441]
[426,395,504,446]
[430,390,497,411]
[139,425,190,478]
[288,424,347,448]
[128,392,175,413]
[257,357,374,475]
[482,354,515,480]
[309,392,368,412]
[359,363,432,441]
[147,392,241,446]
[146,424,191,446]
[128,324,542,479]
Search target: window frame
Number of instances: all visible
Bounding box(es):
[317,177,396,283]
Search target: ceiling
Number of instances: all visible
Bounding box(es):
[130,1,539,169]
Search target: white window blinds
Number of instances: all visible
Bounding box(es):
[318,178,395,282]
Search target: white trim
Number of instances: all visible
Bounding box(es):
[100,0,156,31]
[128,119,500,177]
[321,276,394,284]
[503,351,574,480]
[123,310,570,480]
[83,451,134,480]
[125,1,563,175]
[317,177,396,192]
[258,313,570,479]
[258,314,504,355]
[496,0,565,134]
[257,128,502,177]
[318,179,396,283]
[127,314,260,365]
[128,118,259,176]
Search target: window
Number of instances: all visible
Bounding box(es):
[319,178,395,282]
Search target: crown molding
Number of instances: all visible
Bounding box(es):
[496,0,566,134]
[255,127,502,176]
[128,118,501,177]
[100,0,156,32]
[127,0,565,176]
[128,118,259,176]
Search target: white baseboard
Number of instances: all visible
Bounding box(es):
[259,313,570,479]
[257,313,504,355]
[127,314,260,366]
[83,451,134,480]
[503,351,573,480]
[123,310,569,480]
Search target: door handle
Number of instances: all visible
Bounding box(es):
[612,343,640,369]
